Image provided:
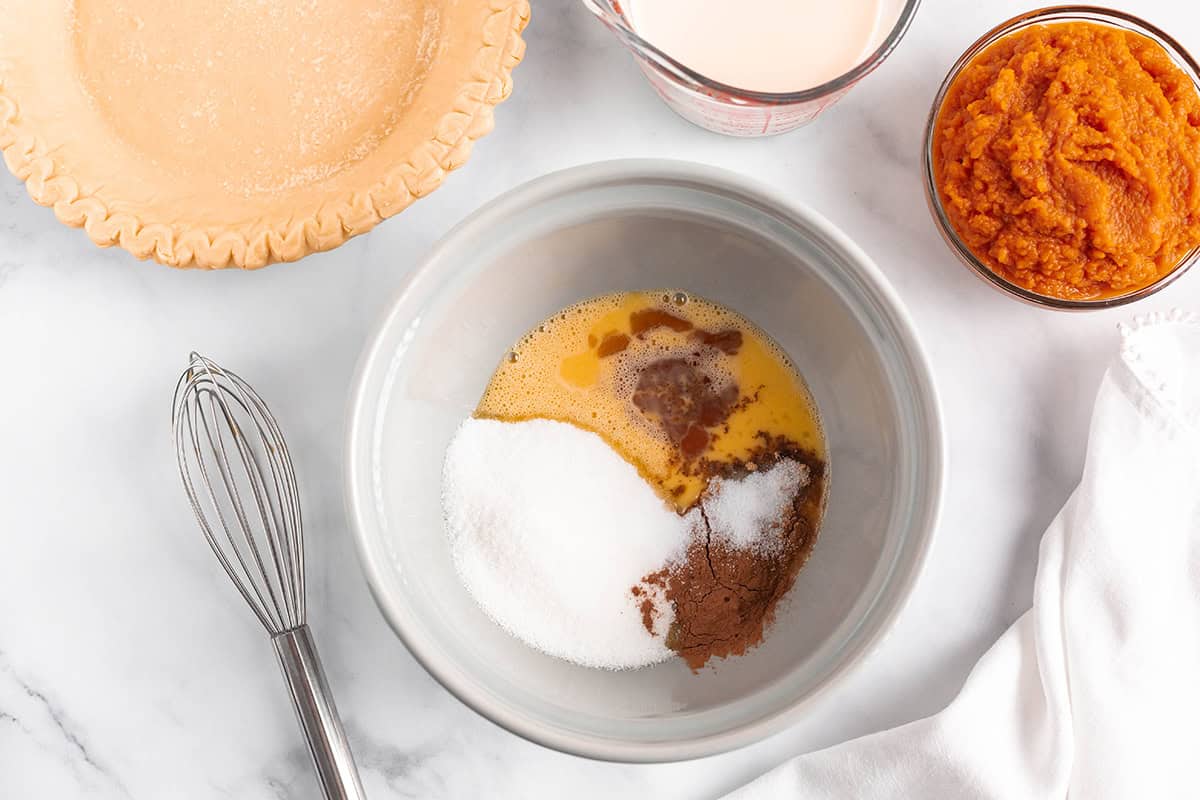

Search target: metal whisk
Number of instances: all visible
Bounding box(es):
[172,353,366,800]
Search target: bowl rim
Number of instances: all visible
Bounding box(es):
[922,5,1200,311]
[344,159,945,762]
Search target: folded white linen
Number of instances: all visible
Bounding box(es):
[728,311,1200,800]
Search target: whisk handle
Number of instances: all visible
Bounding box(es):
[273,625,368,800]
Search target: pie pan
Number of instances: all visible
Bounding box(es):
[346,160,945,761]
[0,0,529,269]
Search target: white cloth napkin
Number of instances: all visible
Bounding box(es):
[728,311,1200,800]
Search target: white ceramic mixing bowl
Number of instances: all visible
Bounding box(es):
[346,160,943,762]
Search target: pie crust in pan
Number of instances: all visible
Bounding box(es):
[0,0,529,268]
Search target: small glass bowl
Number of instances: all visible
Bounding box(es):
[922,6,1200,310]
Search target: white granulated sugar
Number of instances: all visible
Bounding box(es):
[703,459,809,554]
[442,418,693,670]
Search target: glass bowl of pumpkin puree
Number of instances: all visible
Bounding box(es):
[923,7,1200,310]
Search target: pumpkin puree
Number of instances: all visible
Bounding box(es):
[933,22,1200,300]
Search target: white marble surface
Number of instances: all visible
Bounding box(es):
[2,0,1198,796]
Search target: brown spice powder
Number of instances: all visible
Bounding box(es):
[636,439,826,670]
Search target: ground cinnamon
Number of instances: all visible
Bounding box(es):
[636,439,826,670]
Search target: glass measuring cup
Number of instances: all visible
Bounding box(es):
[582,0,921,137]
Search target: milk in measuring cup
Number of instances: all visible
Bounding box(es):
[627,0,887,93]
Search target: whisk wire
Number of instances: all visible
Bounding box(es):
[176,421,260,628]
[172,353,306,634]
[179,379,282,631]
[240,377,306,622]
[200,387,289,631]
[211,383,296,628]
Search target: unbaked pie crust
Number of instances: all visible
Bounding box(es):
[0,0,529,269]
